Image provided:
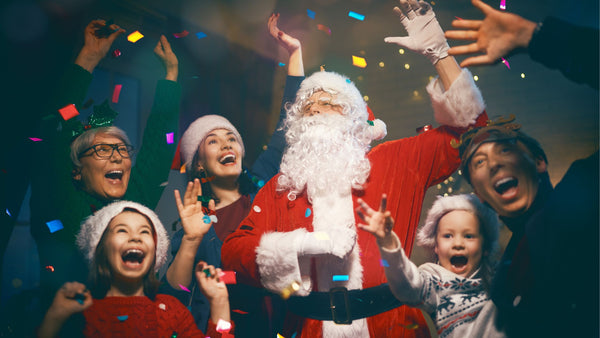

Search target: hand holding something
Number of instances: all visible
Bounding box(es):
[357,194,397,250]
[195,261,231,323]
[174,179,215,242]
[39,282,92,337]
[384,0,449,64]
[444,0,537,67]
[154,35,179,81]
[76,20,125,73]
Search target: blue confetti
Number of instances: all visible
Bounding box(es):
[348,11,365,21]
[257,180,265,188]
[305,208,311,217]
[202,215,211,224]
[307,9,316,19]
[380,259,390,267]
[346,78,351,83]
[5,209,11,217]
[278,62,286,67]
[195,32,207,39]
[332,275,349,281]
[117,315,128,321]
[46,220,64,233]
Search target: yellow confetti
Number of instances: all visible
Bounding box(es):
[127,31,144,43]
[180,164,186,174]
[280,281,300,300]
[352,55,367,68]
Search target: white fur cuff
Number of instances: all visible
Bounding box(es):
[427,68,485,128]
[256,229,310,296]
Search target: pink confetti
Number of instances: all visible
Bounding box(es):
[111,49,122,58]
[112,84,123,103]
[501,58,510,69]
[166,132,174,144]
[173,30,189,38]
[178,284,191,292]
[499,0,506,10]
[29,137,43,142]
[58,104,79,121]
[454,16,463,20]
[317,24,331,36]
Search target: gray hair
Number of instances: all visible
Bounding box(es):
[70,126,131,168]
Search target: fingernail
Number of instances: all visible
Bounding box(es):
[278,31,283,37]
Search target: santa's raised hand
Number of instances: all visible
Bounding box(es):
[384,0,449,64]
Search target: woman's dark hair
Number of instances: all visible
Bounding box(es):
[88,208,160,299]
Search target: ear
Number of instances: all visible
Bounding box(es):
[434,244,439,257]
[535,156,547,174]
[72,168,82,181]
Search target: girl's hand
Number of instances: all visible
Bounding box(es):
[48,282,92,320]
[174,179,215,242]
[195,262,229,301]
[356,194,397,249]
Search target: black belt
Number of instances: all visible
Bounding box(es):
[286,284,404,324]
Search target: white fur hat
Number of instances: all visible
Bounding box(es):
[179,114,245,170]
[417,194,500,251]
[76,200,169,272]
[296,71,387,141]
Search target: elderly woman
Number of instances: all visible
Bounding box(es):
[29,19,180,311]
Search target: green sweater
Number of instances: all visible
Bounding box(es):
[30,64,180,299]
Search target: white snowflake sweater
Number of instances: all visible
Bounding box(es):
[380,233,505,338]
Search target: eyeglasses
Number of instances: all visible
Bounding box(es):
[78,143,134,159]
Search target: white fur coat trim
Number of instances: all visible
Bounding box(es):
[427,68,485,128]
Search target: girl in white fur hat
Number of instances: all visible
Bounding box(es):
[37,201,232,337]
[358,193,505,338]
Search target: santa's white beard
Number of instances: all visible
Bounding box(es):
[277,114,371,201]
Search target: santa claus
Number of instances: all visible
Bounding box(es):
[222,1,488,337]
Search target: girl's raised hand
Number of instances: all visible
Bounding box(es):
[174,179,215,242]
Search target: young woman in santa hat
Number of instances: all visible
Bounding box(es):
[38,201,232,337]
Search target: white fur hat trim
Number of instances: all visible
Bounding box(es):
[180,114,244,169]
[417,194,499,250]
[76,200,169,272]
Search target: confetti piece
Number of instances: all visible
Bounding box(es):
[232,309,248,314]
[173,30,189,38]
[292,333,297,338]
[277,334,286,338]
[332,275,349,281]
[180,164,186,173]
[278,62,286,67]
[501,57,510,69]
[195,32,207,39]
[306,9,316,19]
[416,125,432,134]
[352,55,367,68]
[209,215,218,223]
[74,293,85,304]
[112,84,123,103]
[46,219,64,233]
[202,215,212,224]
[317,24,331,36]
[499,0,506,10]
[179,284,191,292]
[203,268,211,277]
[159,181,168,187]
[348,11,365,21]
[117,315,128,322]
[5,209,11,217]
[166,132,174,144]
[159,303,166,311]
[127,31,144,43]
[454,16,463,20]
[220,270,237,284]
[280,281,300,300]
[45,265,55,272]
[201,176,215,183]
[313,232,330,241]
[29,137,43,142]
[253,205,262,213]
[216,319,232,333]
[112,49,122,58]
[58,104,80,121]
[171,332,178,338]
[257,180,265,188]
[380,259,389,267]
[305,208,311,217]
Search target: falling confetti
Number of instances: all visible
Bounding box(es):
[416,125,432,134]
[348,11,365,21]
[173,30,189,38]
[317,24,331,35]
[305,208,311,217]
[278,62,286,67]
[58,104,80,121]
[216,319,232,333]
[178,284,191,292]
[159,303,166,311]
[46,219,64,233]
[202,215,212,224]
[380,259,390,267]
[45,265,55,272]
[5,209,11,217]
[29,137,42,142]
[195,32,207,39]
[306,9,316,19]
[501,58,510,69]
[111,49,122,58]
[499,0,506,10]
[220,270,237,284]
[332,275,349,281]
[112,84,123,103]
[180,164,186,174]
[352,55,367,68]
[454,16,463,20]
[117,315,129,322]
[159,181,168,187]
[166,132,174,144]
[127,31,144,43]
